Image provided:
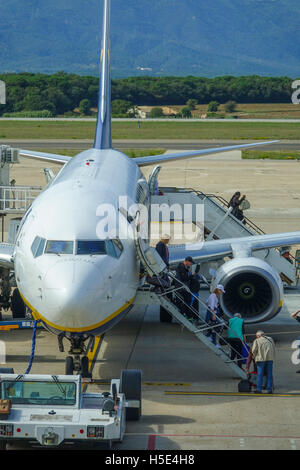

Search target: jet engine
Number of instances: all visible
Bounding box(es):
[213,257,284,324]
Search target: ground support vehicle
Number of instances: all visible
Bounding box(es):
[0,369,142,449]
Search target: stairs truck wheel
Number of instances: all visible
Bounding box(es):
[120,369,142,421]
[160,306,172,323]
[11,289,26,319]
[65,356,74,375]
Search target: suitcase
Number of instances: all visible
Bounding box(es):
[238,379,251,393]
[0,399,12,420]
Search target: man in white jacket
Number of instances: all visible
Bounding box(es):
[251,331,276,394]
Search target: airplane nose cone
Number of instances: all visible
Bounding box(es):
[40,259,110,330]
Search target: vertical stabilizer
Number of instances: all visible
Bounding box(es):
[94,0,112,150]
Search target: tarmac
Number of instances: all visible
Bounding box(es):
[2,147,300,450]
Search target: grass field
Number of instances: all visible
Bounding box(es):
[32,148,164,158]
[0,120,300,140]
[149,103,300,119]
[242,150,300,160]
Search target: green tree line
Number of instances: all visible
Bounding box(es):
[0,72,296,117]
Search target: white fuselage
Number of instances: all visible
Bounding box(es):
[14,149,147,337]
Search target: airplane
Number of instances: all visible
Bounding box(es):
[1,0,300,376]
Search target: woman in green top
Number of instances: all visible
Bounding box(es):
[227,313,246,368]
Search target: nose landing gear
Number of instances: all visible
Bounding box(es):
[58,334,97,378]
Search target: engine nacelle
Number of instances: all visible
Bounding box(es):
[213,257,284,324]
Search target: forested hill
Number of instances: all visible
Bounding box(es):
[0,74,295,117]
[0,0,300,77]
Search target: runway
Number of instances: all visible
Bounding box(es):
[0,118,299,123]
[1,139,300,151]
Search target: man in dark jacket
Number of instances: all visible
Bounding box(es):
[174,257,194,318]
[228,191,246,222]
[189,265,203,318]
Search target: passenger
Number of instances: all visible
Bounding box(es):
[227,313,246,368]
[155,234,170,270]
[228,191,246,223]
[291,310,300,373]
[251,330,276,394]
[174,256,195,318]
[189,264,204,321]
[205,284,225,347]
[281,247,293,265]
[246,347,268,390]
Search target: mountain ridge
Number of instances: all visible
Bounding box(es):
[0,0,299,77]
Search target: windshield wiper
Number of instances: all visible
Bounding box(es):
[52,375,66,396]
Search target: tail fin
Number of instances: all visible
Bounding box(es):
[94,0,112,150]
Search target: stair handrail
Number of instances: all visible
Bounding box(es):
[162,186,296,267]
[156,270,249,367]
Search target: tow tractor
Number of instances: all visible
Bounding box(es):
[0,369,142,449]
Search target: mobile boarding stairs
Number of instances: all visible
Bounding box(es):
[151,186,299,287]
[134,212,253,383]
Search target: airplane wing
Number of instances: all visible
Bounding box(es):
[169,231,300,266]
[0,243,15,269]
[134,141,279,167]
[19,149,71,165]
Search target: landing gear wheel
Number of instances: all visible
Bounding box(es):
[120,369,142,421]
[81,356,90,378]
[160,306,172,323]
[11,289,26,319]
[65,356,74,375]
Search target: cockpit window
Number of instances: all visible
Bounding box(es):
[76,241,107,255]
[112,239,123,258]
[45,241,74,255]
[76,240,123,257]
[31,236,41,257]
[31,236,46,258]
[31,239,124,258]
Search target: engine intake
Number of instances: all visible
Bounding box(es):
[214,257,284,324]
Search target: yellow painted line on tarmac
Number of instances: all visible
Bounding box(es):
[165,391,300,398]
[82,380,191,387]
[144,382,190,387]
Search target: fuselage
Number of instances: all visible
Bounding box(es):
[14,149,148,337]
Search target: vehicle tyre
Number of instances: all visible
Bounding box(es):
[81,356,90,378]
[160,306,172,323]
[65,356,74,375]
[120,369,142,421]
[11,289,26,319]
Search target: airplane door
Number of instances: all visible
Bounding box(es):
[148,165,161,196]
